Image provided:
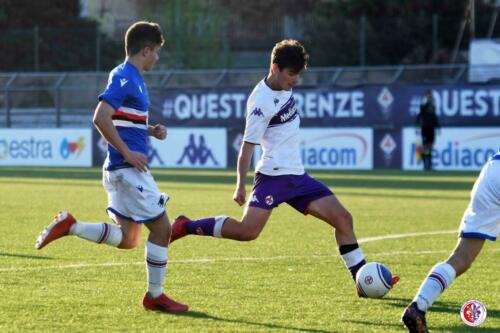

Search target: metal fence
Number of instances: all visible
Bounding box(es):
[0,64,491,128]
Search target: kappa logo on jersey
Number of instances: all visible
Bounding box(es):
[250,194,259,203]
[274,98,279,106]
[265,195,274,206]
[177,134,219,166]
[120,78,128,87]
[250,108,264,117]
[251,107,264,117]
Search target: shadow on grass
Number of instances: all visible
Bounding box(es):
[0,168,476,191]
[161,310,338,333]
[0,252,53,260]
[380,297,500,332]
[346,319,499,332]
[385,297,500,317]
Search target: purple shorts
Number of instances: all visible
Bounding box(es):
[248,172,333,214]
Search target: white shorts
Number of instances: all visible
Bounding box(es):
[459,159,500,241]
[103,167,169,224]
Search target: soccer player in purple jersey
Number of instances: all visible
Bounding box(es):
[402,151,500,333]
[35,21,188,313]
[170,39,399,295]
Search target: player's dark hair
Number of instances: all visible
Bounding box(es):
[125,21,164,56]
[271,39,309,73]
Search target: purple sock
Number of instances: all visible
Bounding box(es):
[185,217,216,236]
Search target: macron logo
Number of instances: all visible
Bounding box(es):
[120,78,128,87]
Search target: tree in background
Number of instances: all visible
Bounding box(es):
[0,0,122,71]
[1,0,498,70]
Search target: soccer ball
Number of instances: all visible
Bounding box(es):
[355,262,393,298]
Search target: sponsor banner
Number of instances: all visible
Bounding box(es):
[253,128,373,170]
[373,129,402,169]
[93,127,228,168]
[300,128,373,169]
[0,129,92,166]
[150,87,380,127]
[149,85,500,128]
[402,127,500,170]
[149,128,227,168]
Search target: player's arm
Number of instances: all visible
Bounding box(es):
[93,101,148,172]
[233,141,255,206]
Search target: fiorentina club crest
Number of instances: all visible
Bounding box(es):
[460,300,487,327]
[377,87,394,119]
[265,195,274,206]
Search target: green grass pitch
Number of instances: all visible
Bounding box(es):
[0,167,498,333]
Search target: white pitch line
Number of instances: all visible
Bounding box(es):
[358,230,457,243]
[1,230,496,273]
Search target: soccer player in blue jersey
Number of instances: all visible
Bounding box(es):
[35,21,188,313]
[402,151,500,333]
[169,39,399,295]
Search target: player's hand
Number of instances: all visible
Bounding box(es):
[124,150,149,172]
[151,124,167,140]
[233,187,246,206]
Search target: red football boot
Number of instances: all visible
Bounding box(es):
[143,293,189,313]
[36,211,76,250]
[392,275,401,286]
[169,215,191,243]
[356,274,401,297]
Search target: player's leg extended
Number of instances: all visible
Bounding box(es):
[143,213,188,313]
[36,211,126,250]
[307,195,366,282]
[171,206,272,242]
[413,237,485,313]
[402,238,484,333]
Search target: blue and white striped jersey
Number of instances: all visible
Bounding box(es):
[98,62,149,170]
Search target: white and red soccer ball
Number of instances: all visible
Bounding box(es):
[356,262,394,298]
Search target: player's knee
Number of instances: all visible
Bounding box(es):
[333,211,353,232]
[119,233,141,249]
[235,227,260,241]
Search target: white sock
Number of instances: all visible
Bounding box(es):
[413,262,457,312]
[69,221,122,247]
[145,241,168,298]
[213,216,229,238]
